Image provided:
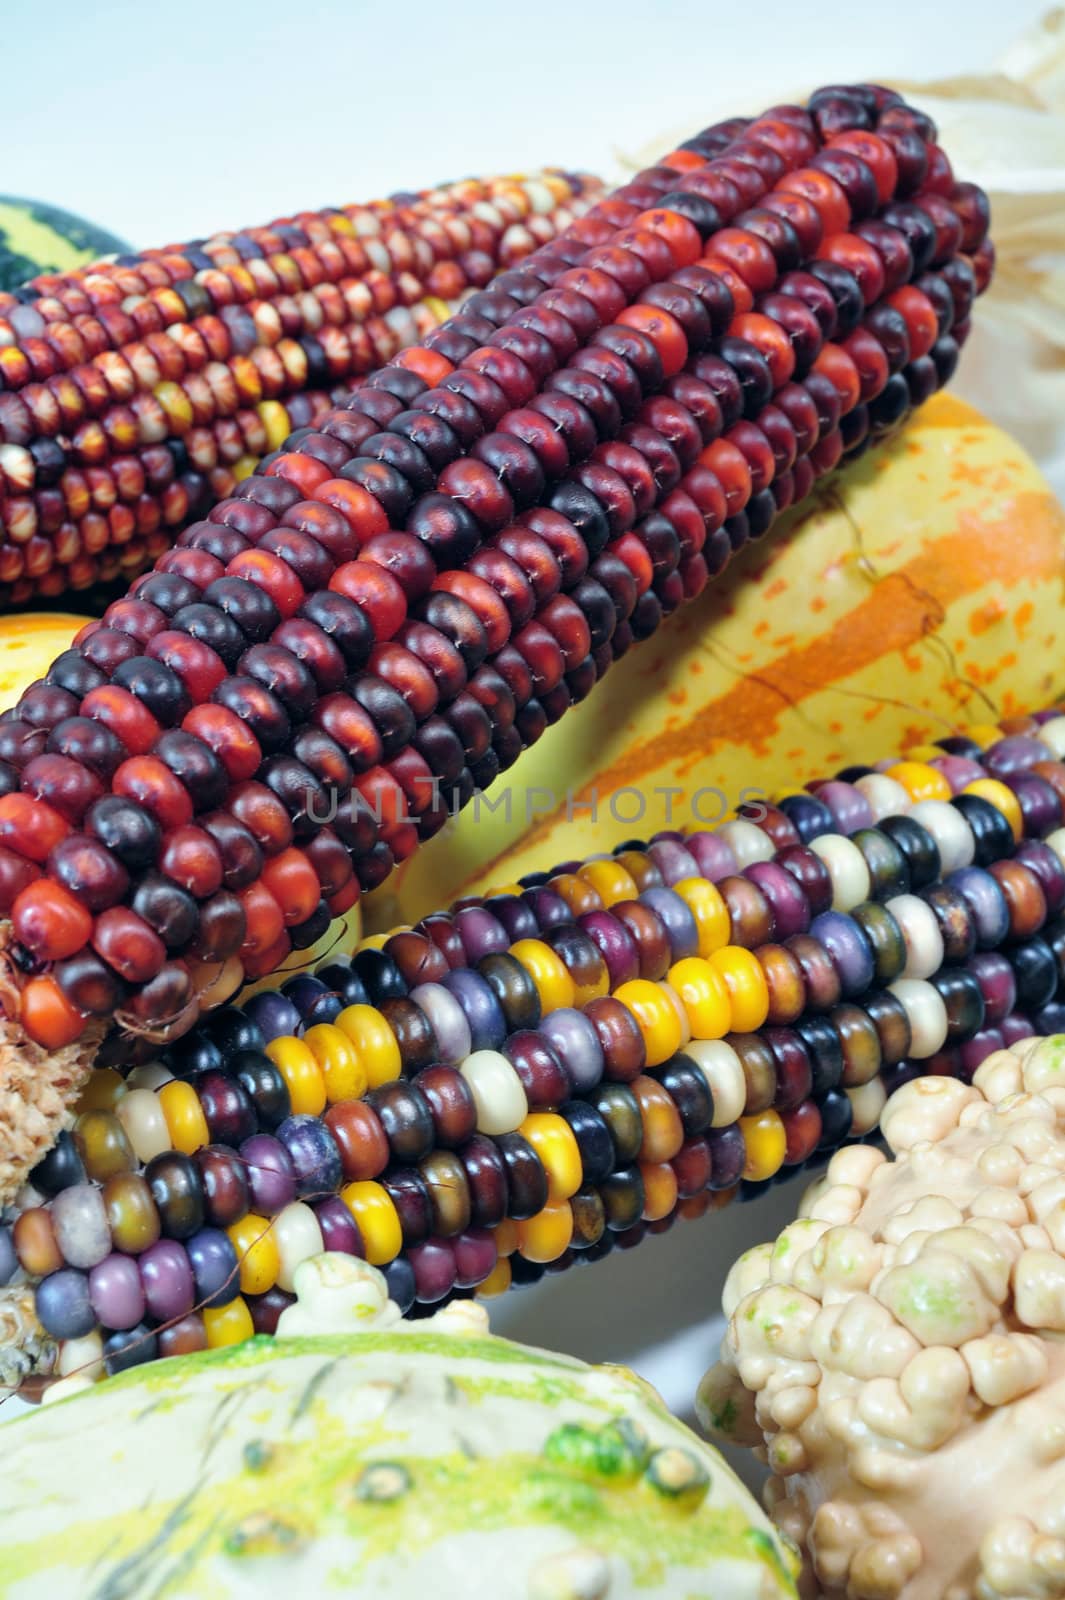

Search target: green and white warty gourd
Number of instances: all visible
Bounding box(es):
[0,1254,798,1599]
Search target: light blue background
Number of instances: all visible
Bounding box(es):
[3,0,1047,243]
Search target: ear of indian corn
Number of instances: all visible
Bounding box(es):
[0,86,993,1202]
[0,171,603,604]
[2,701,1061,1381]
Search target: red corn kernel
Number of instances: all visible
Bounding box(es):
[238,881,286,956]
[182,705,262,783]
[229,781,294,857]
[20,975,86,1049]
[12,879,93,960]
[368,643,440,721]
[707,229,778,293]
[227,548,305,620]
[539,595,592,671]
[777,169,850,237]
[811,344,862,414]
[659,487,708,558]
[699,254,754,314]
[920,143,955,198]
[113,756,195,830]
[746,116,817,167]
[353,767,410,837]
[392,346,454,387]
[615,305,688,379]
[387,822,419,863]
[659,149,708,172]
[726,422,776,495]
[21,754,103,824]
[312,694,384,774]
[886,286,939,361]
[147,632,227,703]
[728,312,796,387]
[303,829,353,897]
[760,191,824,257]
[0,793,70,861]
[816,234,885,306]
[809,427,844,476]
[556,267,628,325]
[0,846,40,911]
[827,131,898,204]
[315,480,390,544]
[330,562,407,640]
[160,825,225,898]
[327,877,361,918]
[82,685,162,756]
[432,571,511,655]
[260,847,321,927]
[698,440,752,517]
[242,929,293,982]
[264,452,332,493]
[436,458,515,534]
[841,327,890,403]
[613,534,655,595]
[633,209,703,269]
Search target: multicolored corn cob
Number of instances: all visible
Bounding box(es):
[4,704,1064,1385]
[0,88,992,1198]
[0,171,601,604]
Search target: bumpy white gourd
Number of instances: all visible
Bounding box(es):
[699,1035,1065,1600]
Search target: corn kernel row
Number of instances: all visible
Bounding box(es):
[0,172,601,603]
[0,90,985,1100]
[6,705,1063,1379]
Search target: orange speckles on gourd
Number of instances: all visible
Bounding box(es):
[970,598,1007,635]
[382,400,1065,917]
[668,689,687,707]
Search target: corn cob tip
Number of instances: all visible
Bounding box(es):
[0,1282,53,1390]
[0,925,104,1205]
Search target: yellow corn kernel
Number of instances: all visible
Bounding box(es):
[227,1213,281,1297]
[302,1023,367,1103]
[477,1258,512,1297]
[709,947,769,1033]
[203,1297,255,1348]
[667,955,732,1039]
[494,1217,520,1258]
[740,1109,787,1183]
[76,1067,128,1115]
[257,399,291,453]
[673,876,731,956]
[578,857,639,908]
[509,939,575,1014]
[962,777,1024,842]
[614,978,683,1068]
[340,1181,402,1266]
[520,1113,582,1203]
[640,1160,679,1222]
[265,1036,327,1117]
[157,1080,209,1155]
[335,1005,401,1088]
[884,761,952,802]
[516,1200,573,1263]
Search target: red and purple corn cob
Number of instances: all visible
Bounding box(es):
[0,172,601,604]
[0,85,991,1109]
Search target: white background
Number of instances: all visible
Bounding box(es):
[1,0,1050,246]
[0,0,1053,1449]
